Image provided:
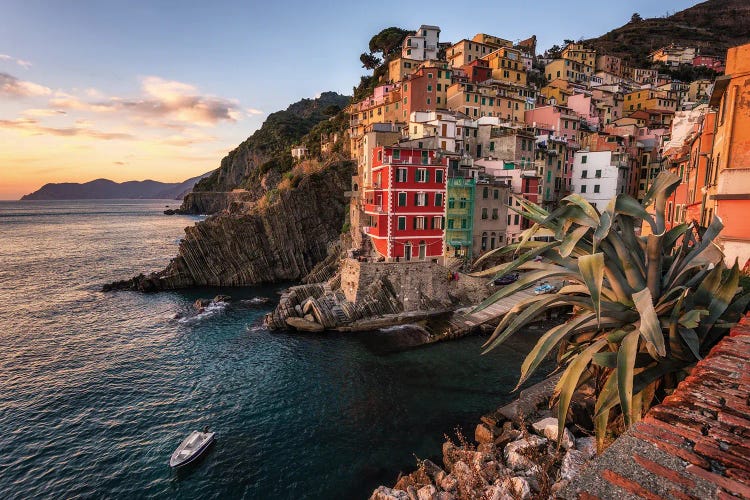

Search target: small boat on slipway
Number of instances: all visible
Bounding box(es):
[170,430,215,467]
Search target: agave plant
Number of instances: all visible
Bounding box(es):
[471,171,749,449]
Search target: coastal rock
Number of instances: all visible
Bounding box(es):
[194,298,212,310]
[435,493,455,500]
[560,449,587,481]
[531,417,558,435]
[285,317,324,332]
[483,484,514,500]
[438,472,457,492]
[213,294,231,303]
[369,486,410,500]
[475,422,500,444]
[504,436,547,471]
[576,436,597,459]
[494,422,521,448]
[416,485,437,500]
[104,161,353,291]
[542,424,575,450]
[506,477,531,499]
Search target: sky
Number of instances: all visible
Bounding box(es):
[0,0,698,199]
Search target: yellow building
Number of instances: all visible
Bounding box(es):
[388,57,421,83]
[447,81,481,118]
[561,43,596,70]
[471,33,512,50]
[484,47,527,85]
[540,79,574,105]
[446,81,526,122]
[447,39,493,68]
[623,89,677,113]
[545,59,591,85]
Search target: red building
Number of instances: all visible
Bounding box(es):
[461,59,492,83]
[362,146,447,261]
[692,55,725,73]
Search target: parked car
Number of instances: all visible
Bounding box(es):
[533,283,557,295]
[492,272,520,286]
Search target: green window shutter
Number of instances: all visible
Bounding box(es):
[414,193,419,205]
[413,217,417,230]
[425,170,430,182]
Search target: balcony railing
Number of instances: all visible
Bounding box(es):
[363,203,384,213]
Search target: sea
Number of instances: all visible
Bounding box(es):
[0,199,552,499]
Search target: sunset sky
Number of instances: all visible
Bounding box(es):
[0,0,695,199]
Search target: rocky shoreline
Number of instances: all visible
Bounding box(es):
[369,376,598,500]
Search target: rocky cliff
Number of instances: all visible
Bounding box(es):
[179,92,350,214]
[105,161,354,291]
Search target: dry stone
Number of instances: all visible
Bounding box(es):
[504,436,547,471]
[560,449,587,481]
[542,424,575,449]
[369,486,410,500]
[576,436,597,459]
[416,485,437,500]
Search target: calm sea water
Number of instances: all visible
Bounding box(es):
[0,200,551,499]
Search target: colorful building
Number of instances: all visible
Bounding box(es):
[445,176,475,258]
[362,146,447,261]
[707,43,750,267]
[402,25,441,61]
[484,46,527,85]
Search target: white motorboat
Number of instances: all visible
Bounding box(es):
[169,430,215,467]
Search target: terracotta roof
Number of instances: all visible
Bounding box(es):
[563,314,750,499]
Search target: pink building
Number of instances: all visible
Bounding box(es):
[692,55,725,73]
[567,93,600,130]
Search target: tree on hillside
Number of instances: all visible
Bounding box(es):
[631,13,643,23]
[359,53,381,70]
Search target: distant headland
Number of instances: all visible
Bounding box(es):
[20,171,215,201]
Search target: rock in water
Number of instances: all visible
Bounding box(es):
[285,317,324,332]
[103,161,353,291]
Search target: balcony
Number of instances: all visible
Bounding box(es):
[363,203,384,214]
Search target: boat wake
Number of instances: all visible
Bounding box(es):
[174,301,229,324]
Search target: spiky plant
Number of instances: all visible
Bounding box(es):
[472,171,749,449]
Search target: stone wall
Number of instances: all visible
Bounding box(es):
[341,259,453,312]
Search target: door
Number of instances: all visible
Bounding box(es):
[419,241,426,260]
[404,243,412,261]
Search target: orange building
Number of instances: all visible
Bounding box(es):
[707,43,750,267]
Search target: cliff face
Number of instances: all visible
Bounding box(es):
[179,92,350,214]
[105,161,354,291]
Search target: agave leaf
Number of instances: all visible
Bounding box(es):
[560,225,591,258]
[593,198,616,251]
[579,253,605,325]
[642,171,681,211]
[615,194,656,233]
[617,330,640,426]
[472,269,574,313]
[663,223,691,250]
[514,313,597,389]
[606,231,647,291]
[561,194,601,225]
[471,244,520,270]
[595,408,609,453]
[482,294,564,351]
[632,287,666,358]
[699,260,741,335]
[678,327,701,361]
[554,338,608,447]
[594,369,620,418]
[667,216,724,285]
[679,309,709,329]
[592,351,654,369]
[645,232,664,299]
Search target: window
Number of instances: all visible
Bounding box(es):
[447,219,454,229]
[427,85,432,91]
[581,155,587,164]
[393,149,400,160]
[415,192,427,206]
[581,185,587,193]
[490,142,495,152]
[493,190,499,199]
[435,193,443,206]
[426,98,431,105]
[581,170,588,179]
[416,168,428,182]
[414,216,425,230]
[435,169,444,183]
[461,218,467,229]
[595,169,601,178]
[594,184,600,193]
[492,208,498,219]
[514,214,519,225]
[398,192,407,207]
[507,214,512,225]
[432,216,443,229]
[396,168,407,182]
[481,208,488,219]
[398,217,406,230]
[448,197,455,209]
[481,233,487,250]
[483,187,489,199]
[459,198,467,208]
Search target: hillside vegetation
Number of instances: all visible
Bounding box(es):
[584,0,750,67]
